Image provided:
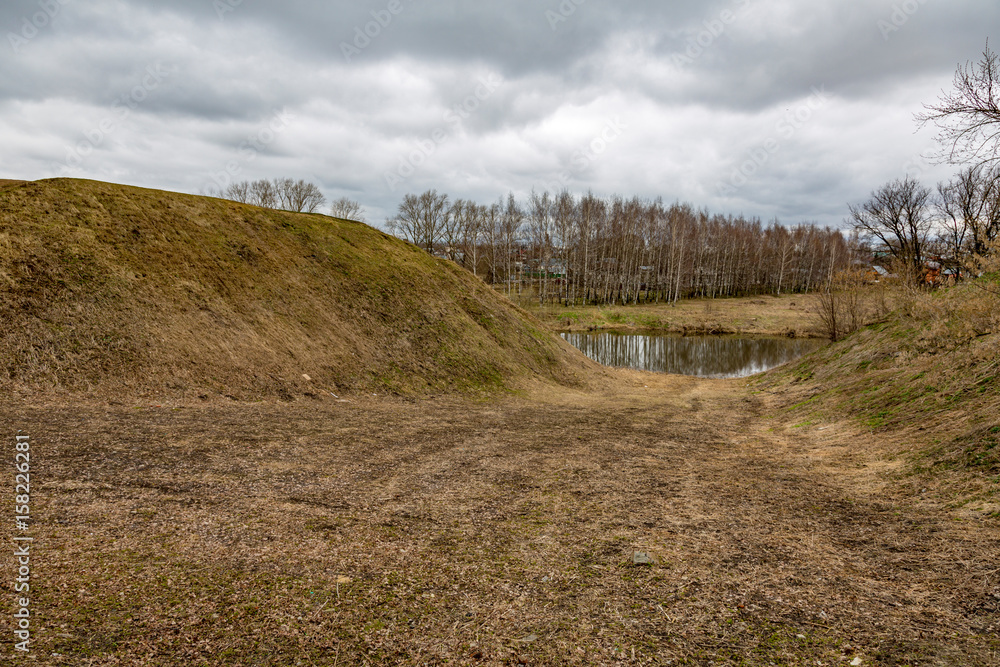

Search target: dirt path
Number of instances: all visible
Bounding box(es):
[6,373,999,665]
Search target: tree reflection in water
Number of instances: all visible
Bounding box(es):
[561,333,826,379]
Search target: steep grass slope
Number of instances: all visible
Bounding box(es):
[763,283,1000,512]
[0,179,593,398]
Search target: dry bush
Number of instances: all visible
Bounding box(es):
[330,196,365,222]
[908,240,1000,346]
[888,249,1000,351]
[968,238,1000,291]
[814,269,880,341]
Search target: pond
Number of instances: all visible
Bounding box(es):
[561,333,826,379]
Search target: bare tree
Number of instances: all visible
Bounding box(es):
[482,201,503,285]
[918,43,1000,166]
[249,179,278,209]
[330,197,365,222]
[938,165,1000,263]
[458,202,484,277]
[849,176,933,283]
[500,193,524,296]
[815,269,876,342]
[275,178,326,213]
[553,190,576,305]
[442,199,467,262]
[527,190,553,305]
[387,190,449,253]
[576,191,603,305]
[224,181,252,204]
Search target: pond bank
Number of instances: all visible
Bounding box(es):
[521,293,828,339]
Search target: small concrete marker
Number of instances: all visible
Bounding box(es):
[633,551,653,566]
[850,659,863,667]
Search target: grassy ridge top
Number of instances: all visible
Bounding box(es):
[0,178,592,399]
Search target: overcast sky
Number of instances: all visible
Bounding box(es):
[1,0,995,228]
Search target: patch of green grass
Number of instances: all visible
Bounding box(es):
[788,394,824,410]
[864,409,893,430]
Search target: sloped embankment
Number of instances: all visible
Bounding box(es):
[0,179,594,399]
[761,284,1000,512]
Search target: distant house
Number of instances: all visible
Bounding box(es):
[942,268,962,284]
[924,260,942,285]
[864,265,893,283]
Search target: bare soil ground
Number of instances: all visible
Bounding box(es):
[7,372,998,665]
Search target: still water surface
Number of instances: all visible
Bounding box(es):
[562,333,826,379]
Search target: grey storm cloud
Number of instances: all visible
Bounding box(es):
[0,0,996,226]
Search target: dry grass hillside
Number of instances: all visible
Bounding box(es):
[761,282,1000,515]
[0,179,594,399]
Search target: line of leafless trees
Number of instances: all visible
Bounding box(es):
[388,189,854,306]
[212,178,327,214]
[849,168,1000,285]
[212,179,368,221]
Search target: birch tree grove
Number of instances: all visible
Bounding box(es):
[389,189,853,305]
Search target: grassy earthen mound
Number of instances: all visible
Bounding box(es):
[0,178,593,399]
[763,282,1000,513]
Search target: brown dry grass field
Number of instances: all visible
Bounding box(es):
[1,179,998,665]
[6,370,998,666]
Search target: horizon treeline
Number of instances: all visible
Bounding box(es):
[388,190,854,306]
[211,178,327,213]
